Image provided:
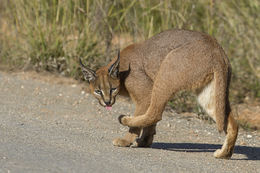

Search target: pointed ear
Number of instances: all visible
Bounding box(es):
[79,59,96,82]
[108,50,120,79]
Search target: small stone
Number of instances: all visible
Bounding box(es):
[71,84,77,88]
[247,134,252,138]
[167,123,171,127]
[81,91,85,95]
[72,101,78,106]
[21,85,24,89]
[59,93,62,97]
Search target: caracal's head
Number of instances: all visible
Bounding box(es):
[80,52,120,110]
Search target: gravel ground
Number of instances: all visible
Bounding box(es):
[0,71,259,173]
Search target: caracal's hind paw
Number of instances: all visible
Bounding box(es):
[112,138,132,147]
[213,149,233,159]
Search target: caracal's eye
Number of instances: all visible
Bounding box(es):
[110,88,117,93]
[94,89,102,95]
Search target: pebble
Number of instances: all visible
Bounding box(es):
[71,84,77,88]
[21,85,24,89]
[247,134,252,138]
[72,101,78,106]
[167,123,171,127]
[81,91,85,95]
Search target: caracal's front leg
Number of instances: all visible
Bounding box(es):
[119,81,173,128]
[119,55,186,128]
[113,72,154,147]
[113,101,151,147]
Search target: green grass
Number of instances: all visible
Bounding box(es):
[0,0,259,105]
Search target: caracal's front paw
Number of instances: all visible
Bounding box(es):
[113,138,132,147]
[213,149,232,159]
[118,115,131,126]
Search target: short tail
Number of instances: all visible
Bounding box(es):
[214,66,231,132]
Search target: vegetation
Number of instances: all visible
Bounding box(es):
[0,0,259,109]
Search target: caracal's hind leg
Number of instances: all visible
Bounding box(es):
[214,105,238,159]
[197,80,238,159]
[113,73,155,147]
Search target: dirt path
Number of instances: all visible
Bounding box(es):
[0,71,259,173]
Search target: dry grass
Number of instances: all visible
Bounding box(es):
[0,0,259,108]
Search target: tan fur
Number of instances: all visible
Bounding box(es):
[81,29,238,159]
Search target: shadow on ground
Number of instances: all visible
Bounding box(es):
[151,142,260,160]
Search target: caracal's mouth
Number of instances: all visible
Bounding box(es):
[98,101,113,110]
[105,106,112,111]
[98,99,116,110]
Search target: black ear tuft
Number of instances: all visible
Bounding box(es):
[108,50,120,79]
[79,59,96,82]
